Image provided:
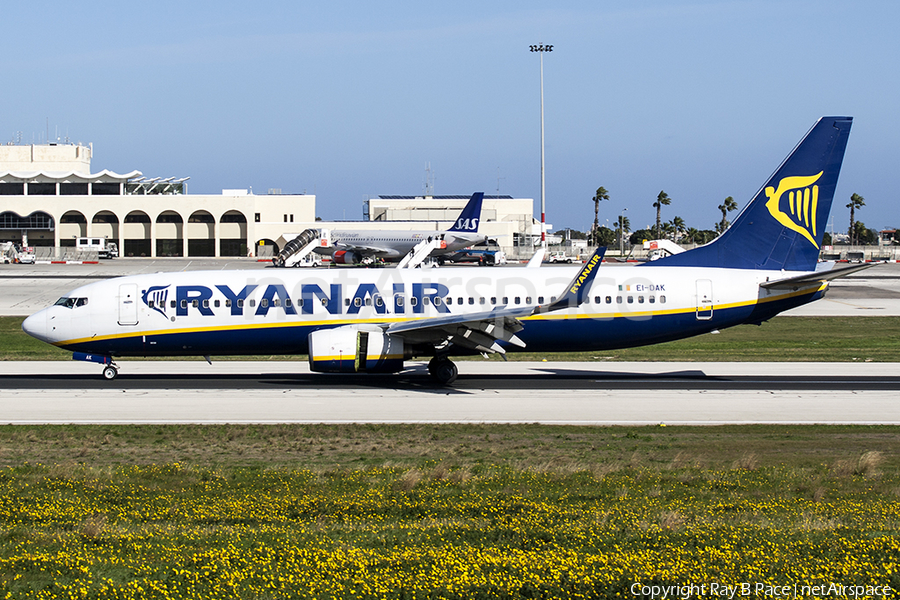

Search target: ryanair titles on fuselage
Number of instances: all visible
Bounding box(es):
[142,282,454,319]
[139,276,671,321]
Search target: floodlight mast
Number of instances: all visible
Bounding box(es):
[530,43,552,250]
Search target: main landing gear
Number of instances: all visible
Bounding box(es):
[428,356,458,385]
[102,364,119,381]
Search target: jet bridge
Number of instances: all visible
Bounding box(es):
[273,229,322,267]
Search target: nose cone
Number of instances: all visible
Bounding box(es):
[22,310,50,343]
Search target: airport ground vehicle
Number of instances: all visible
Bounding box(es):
[16,247,35,264]
[547,252,573,263]
[0,242,18,264]
[76,237,118,259]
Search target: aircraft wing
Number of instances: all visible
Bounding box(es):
[760,262,876,290]
[384,248,606,355]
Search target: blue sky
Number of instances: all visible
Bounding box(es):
[4,1,898,234]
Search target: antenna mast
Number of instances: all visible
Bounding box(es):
[424,162,434,197]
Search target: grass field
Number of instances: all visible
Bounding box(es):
[0,425,898,599]
[4,315,900,362]
[2,313,900,598]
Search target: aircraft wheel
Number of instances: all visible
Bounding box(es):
[429,357,458,385]
[102,366,118,381]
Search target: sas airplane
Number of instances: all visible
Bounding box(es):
[315,192,487,265]
[23,117,861,384]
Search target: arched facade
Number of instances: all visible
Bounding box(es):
[156,211,184,257]
[0,210,55,246]
[220,210,248,257]
[91,210,119,241]
[188,210,215,257]
[255,238,280,258]
[124,211,151,257]
[0,158,315,257]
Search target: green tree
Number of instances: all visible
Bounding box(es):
[653,191,671,239]
[594,226,616,246]
[683,227,700,244]
[615,215,631,252]
[670,216,685,240]
[853,221,877,245]
[629,228,654,245]
[591,186,609,241]
[847,193,865,245]
[717,196,738,233]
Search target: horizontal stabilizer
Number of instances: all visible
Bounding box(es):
[760,262,876,289]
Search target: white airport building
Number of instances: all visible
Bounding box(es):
[0,141,540,259]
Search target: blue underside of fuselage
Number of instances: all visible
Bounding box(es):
[59,291,821,358]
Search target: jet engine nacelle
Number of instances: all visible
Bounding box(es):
[308,326,406,373]
[332,250,362,265]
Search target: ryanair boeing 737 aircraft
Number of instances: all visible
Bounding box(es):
[23,117,859,384]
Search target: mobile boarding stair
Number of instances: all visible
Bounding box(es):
[397,235,445,269]
[272,228,322,267]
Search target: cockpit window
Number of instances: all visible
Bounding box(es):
[54,297,88,309]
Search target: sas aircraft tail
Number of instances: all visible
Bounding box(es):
[651,116,852,271]
[447,192,484,233]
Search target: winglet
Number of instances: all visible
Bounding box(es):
[538,247,606,313]
[447,192,484,233]
[527,248,545,267]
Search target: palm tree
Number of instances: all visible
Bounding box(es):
[683,227,700,244]
[591,186,609,243]
[847,193,865,245]
[670,216,685,241]
[661,221,676,240]
[717,196,737,233]
[616,214,631,254]
[653,191,670,239]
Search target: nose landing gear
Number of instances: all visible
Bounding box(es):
[72,352,118,380]
[102,365,119,380]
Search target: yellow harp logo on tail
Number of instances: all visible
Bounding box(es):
[764,171,824,249]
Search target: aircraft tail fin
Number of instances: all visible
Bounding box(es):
[447,192,484,233]
[651,117,852,271]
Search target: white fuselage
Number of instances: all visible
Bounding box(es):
[315,230,487,259]
[22,263,825,357]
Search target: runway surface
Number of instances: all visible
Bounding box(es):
[3,259,899,425]
[1,361,897,425]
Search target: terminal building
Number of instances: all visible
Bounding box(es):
[0,142,314,257]
[0,141,540,259]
